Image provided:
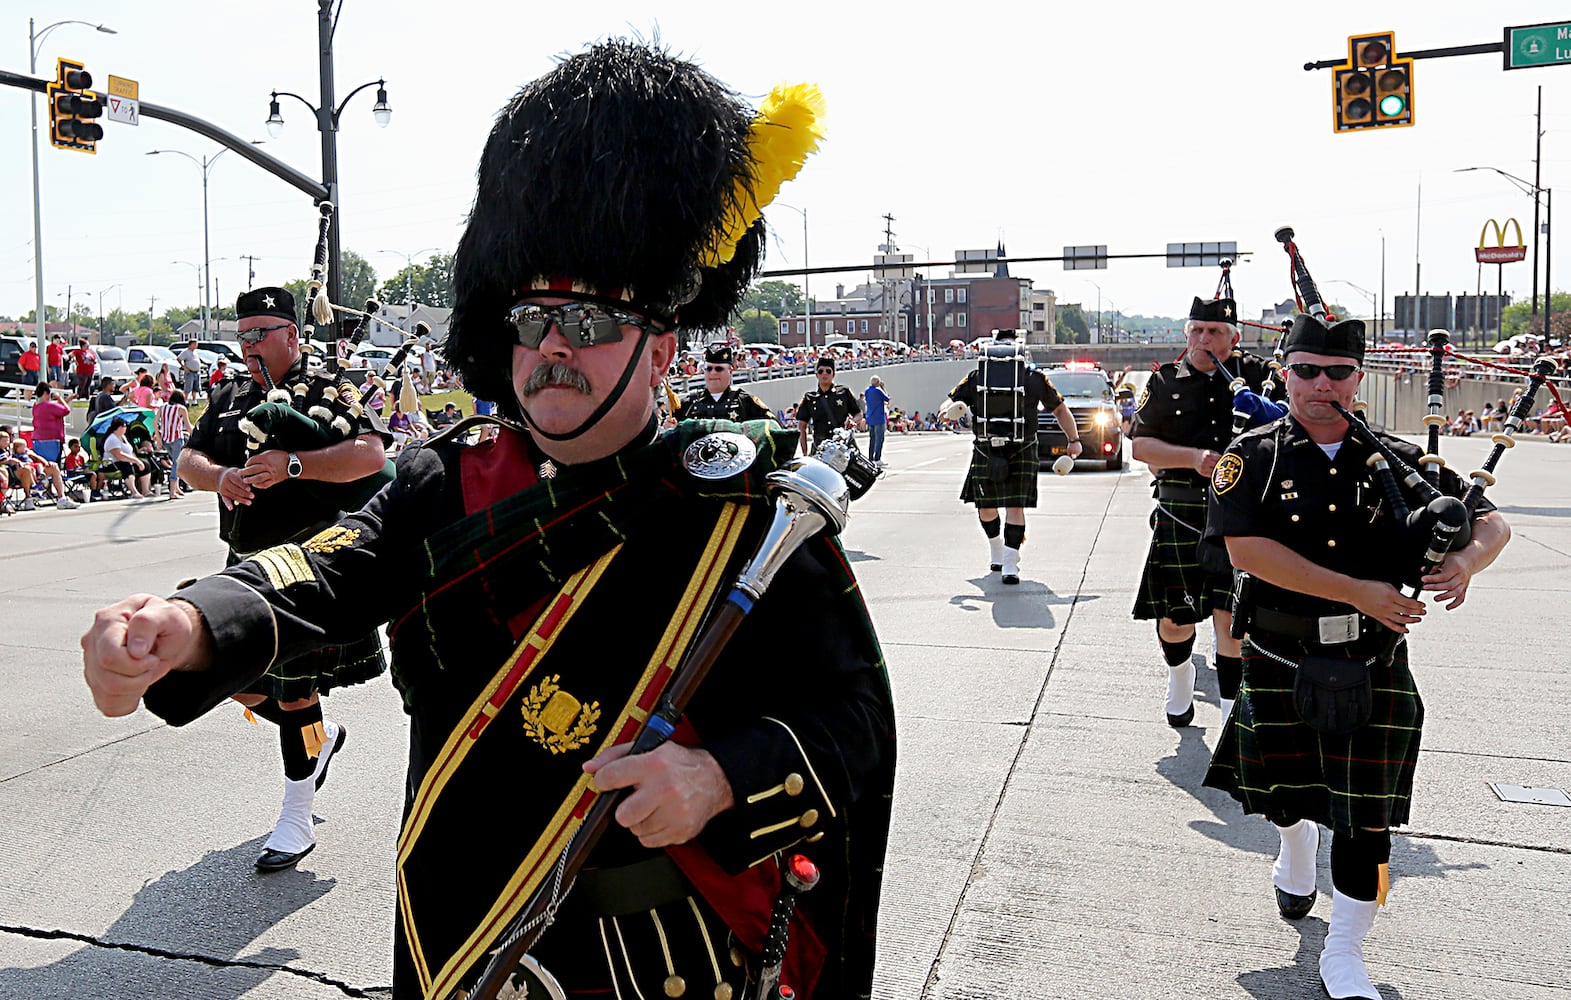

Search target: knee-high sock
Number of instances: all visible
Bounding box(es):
[981,516,1003,567]
[263,777,317,854]
[1321,889,1381,999]
[1273,819,1319,896]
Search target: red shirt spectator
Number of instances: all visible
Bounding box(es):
[46,338,64,369]
[72,342,98,376]
[20,345,41,378]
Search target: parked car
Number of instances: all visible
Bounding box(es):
[1037,367,1123,470]
[92,346,136,384]
[1,334,32,393]
[125,344,179,370]
[197,340,245,364]
[350,344,419,376]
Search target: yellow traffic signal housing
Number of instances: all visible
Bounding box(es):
[1333,31,1414,133]
[47,57,104,154]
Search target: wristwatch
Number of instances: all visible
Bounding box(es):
[286,452,303,479]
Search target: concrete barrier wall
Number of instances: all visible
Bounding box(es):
[737,360,975,418]
[1361,370,1560,434]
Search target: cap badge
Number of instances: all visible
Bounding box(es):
[263,295,276,309]
[683,431,756,481]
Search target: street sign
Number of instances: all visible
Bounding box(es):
[106,95,139,126]
[1166,242,1238,267]
[1504,22,1571,70]
[107,74,138,100]
[1062,245,1107,271]
[1476,218,1527,263]
[873,253,912,280]
[954,248,1001,275]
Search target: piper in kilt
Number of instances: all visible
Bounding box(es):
[1200,314,1509,1000]
[1130,294,1282,728]
[179,284,393,873]
[940,329,1080,585]
[82,40,895,1000]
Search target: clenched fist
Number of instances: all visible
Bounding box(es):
[81,596,205,717]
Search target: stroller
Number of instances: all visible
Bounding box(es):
[80,406,162,500]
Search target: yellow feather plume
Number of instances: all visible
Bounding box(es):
[702,82,827,268]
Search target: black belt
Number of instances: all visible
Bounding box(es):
[1155,483,1207,502]
[556,854,691,921]
[1251,605,1371,641]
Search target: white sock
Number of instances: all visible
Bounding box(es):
[263,776,317,854]
[1165,660,1196,716]
[310,720,340,785]
[1001,546,1020,577]
[988,535,1005,567]
[1273,819,1319,896]
[1218,698,1235,722]
[1320,889,1380,999]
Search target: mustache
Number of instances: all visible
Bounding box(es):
[521,361,592,396]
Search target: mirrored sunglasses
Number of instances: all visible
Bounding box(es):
[1287,362,1360,381]
[705,364,730,372]
[506,302,665,349]
[237,323,293,345]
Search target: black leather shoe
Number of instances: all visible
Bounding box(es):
[1166,704,1195,727]
[314,724,348,790]
[255,843,315,873]
[1001,573,1019,585]
[1275,886,1316,920]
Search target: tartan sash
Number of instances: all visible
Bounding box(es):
[394,420,796,1000]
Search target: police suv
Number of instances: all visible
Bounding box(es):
[1038,364,1123,470]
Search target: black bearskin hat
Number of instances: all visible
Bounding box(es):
[446,40,781,411]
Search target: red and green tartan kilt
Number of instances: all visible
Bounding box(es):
[1133,496,1236,624]
[960,438,1039,508]
[1204,639,1424,834]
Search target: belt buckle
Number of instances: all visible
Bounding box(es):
[1317,613,1360,645]
[989,436,1009,447]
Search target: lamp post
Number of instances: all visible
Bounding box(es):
[264,2,391,324]
[1087,280,1103,343]
[1455,165,1553,334]
[377,246,443,322]
[172,261,202,340]
[774,203,811,348]
[146,144,258,340]
[29,18,116,346]
[1326,279,1377,333]
[97,283,120,342]
[903,243,935,349]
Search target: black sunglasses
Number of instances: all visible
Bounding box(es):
[237,323,293,345]
[506,302,665,349]
[705,364,730,372]
[1287,362,1361,381]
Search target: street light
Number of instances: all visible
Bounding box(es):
[28,18,115,347]
[97,282,121,342]
[261,2,391,329]
[172,261,202,339]
[146,143,261,340]
[1086,280,1104,343]
[774,203,811,348]
[905,243,936,349]
[1455,165,1552,328]
[376,246,444,320]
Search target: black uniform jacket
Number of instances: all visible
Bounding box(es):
[144,420,895,1000]
[1132,352,1281,483]
[1203,415,1495,623]
[947,365,1065,430]
[797,384,860,443]
[679,386,777,423]
[185,358,390,553]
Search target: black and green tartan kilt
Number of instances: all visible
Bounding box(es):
[1204,639,1424,834]
[959,438,1039,508]
[226,541,387,704]
[1132,496,1235,623]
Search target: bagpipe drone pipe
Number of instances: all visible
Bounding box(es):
[1205,256,1286,437]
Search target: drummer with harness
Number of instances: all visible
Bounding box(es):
[940,328,1079,585]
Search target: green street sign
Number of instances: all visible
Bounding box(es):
[1505,22,1571,70]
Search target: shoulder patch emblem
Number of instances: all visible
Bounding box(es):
[301,524,361,554]
[520,674,600,755]
[1135,387,1151,411]
[682,431,756,480]
[1212,452,1245,495]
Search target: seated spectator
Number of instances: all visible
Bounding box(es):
[134,435,169,494]
[1,427,79,509]
[85,376,118,423]
[125,373,157,409]
[209,358,231,387]
[430,402,462,428]
[62,438,101,499]
[103,417,152,499]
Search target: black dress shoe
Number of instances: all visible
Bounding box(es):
[314,724,348,790]
[255,843,315,873]
[1001,573,1020,585]
[1166,704,1195,727]
[1275,886,1317,920]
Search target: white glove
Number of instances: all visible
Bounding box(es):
[940,400,967,422]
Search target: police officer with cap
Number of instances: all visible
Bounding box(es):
[796,353,861,455]
[1131,294,1282,728]
[676,343,777,423]
[1200,312,1509,1000]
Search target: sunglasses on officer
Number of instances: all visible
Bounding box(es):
[237,323,293,345]
[1287,362,1361,381]
[506,302,667,350]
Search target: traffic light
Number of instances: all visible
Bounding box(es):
[1332,32,1414,133]
[46,58,104,153]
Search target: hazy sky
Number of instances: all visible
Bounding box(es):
[6,0,1568,329]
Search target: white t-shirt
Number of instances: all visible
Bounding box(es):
[105,432,136,463]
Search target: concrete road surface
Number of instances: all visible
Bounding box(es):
[2,430,1567,998]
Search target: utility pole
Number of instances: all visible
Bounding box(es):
[879,213,898,344]
[1533,85,1543,326]
[148,295,157,336]
[242,254,259,290]
[1414,176,1422,339]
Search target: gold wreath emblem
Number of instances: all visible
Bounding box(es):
[301,524,361,553]
[520,674,600,755]
[1135,386,1151,412]
[1212,452,1244,495]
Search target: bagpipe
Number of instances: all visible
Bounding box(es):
[233,201,397,518]
[1272,226,1563,660]
[465,453,855,1000]
[1205,254,1287,437]
[813,426,882,499]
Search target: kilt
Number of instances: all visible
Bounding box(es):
[1132,496,1235,623]
[959,438,1039,508]
[225,545,387,704]
[1204,638,1424,834]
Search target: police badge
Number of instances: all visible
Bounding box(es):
[683,431,756,480]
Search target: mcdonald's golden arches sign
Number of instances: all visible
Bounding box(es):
[1476,218,1527,264]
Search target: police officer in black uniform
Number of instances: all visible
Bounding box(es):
[178,286,392,873]
[796,354,861,455]
[677,343,776,423]
[1200,314,1509,1000]
[941,329,1080,585]
[1131,295,1282,728]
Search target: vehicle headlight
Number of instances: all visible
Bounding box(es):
[1092,410,1110,426]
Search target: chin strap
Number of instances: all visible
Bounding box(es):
[520,328,653,442]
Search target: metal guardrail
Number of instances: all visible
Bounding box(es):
[666,351,956,396]
[0,380,34,431]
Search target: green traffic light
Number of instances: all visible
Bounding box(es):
[1379,94,1407,117]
